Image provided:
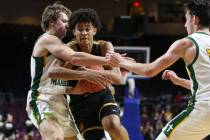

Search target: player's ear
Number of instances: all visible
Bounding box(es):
[194,15,200,26]
[49,20,54,27]
[49,19,55,26]
[73,29,76,36]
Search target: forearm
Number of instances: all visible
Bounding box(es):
[120,55,174,77]
[70,52,108,66]
[47,66,87,80]
[120,61,151,77]
[174,77,191,89]
[50,45,107,66]
[100,69,121,84]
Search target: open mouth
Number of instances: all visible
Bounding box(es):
[81,38,88,41]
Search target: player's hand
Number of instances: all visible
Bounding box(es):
[106,51,136,67]
[105,51,124,67]
[83,68,112,88]
[162,70,179,85]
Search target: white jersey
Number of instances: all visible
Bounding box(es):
[157,32,210,140]
[26,54,79,137]
[186,32,210,101]
[26,54,70,126]
[29,54,67,95]
[25,34,81,138]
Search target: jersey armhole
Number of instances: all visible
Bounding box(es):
[185,36,199,67]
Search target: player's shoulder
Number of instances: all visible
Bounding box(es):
[96,40,112,46]
[95,40,113,50]
[37,33,60,46]
[33,34,61,56]
[173,37,193,48]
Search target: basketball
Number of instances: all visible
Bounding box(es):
[78,79,104,93]
[77,65,104,93]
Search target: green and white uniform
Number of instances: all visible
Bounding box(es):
[157,32,210,140]
[26,54,78,137]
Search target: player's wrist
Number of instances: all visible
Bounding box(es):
[102,57,109,65]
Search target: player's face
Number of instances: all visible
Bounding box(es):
[73,22,96,46]
[184,10,194,35]
[53,12,69,39]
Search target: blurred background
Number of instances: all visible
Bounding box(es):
[0,0,204,139]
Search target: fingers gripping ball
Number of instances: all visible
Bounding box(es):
[78,65,104,93]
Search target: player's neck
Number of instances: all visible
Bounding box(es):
[79,44,90,53]
[79,41,93,53]
[46,30,62,39]
[196,27,210,34]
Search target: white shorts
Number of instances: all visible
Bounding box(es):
[156,100,210,140]
[26,91,78,138]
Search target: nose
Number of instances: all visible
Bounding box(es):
[81,30,87,35]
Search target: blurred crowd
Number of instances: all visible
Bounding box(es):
[140,93,188,140]
[140,93,210,140]
[1,92,210,140]
[0,112,40,140]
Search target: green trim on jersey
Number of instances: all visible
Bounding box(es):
[196,32,210,36]
[163,105,194,137]
[186,36,199,67]
[187,65,198,100]
[30,56,44,125]
[186,36,199,99]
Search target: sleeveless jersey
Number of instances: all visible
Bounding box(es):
[68,40,102,87]
[26,35,69,125]
[186,32,210,101]
[29,55,67,95]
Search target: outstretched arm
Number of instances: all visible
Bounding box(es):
[162,70,191,89]
[107,38,194,78]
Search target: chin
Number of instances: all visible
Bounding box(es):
[80,41,89,45]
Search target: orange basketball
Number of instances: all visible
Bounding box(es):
[78,65,104,93]
[78,80,104,93]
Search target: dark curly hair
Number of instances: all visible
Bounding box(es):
[184,0,210,26]
[41,1,71,32]
[69,8,102,31]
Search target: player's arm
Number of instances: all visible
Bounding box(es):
[65,41,109,66]
[40,35,108,66]
[107,38,193,77]
[162,70,191,89]
[99,40,121,84]
[47,59,110,88]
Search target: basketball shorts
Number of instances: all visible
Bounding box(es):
[156,100,210,140]
[69,89,120,138]
[26,91,78,138]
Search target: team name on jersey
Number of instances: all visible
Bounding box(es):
[206,49,210,59]
[51,78,68,86]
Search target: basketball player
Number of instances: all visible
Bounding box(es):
[65,8,129,140]
[107,0,210,139]
[26,2,113,140]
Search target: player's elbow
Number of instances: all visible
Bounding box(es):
[53,47,64,58]
[69,57,80,65]
[53,47,76,64]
